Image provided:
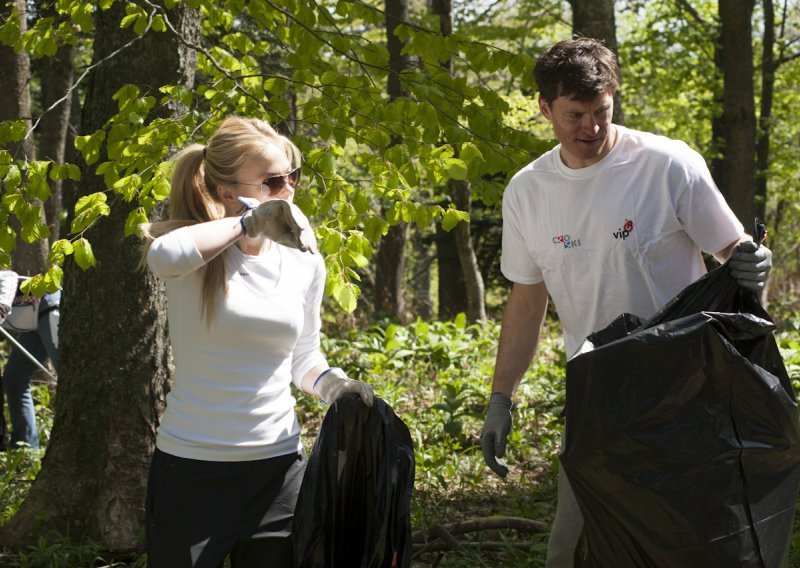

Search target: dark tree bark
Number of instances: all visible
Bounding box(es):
[569,0,624,124]
[0,0,48,274]
[410,231,434,320]
[374,0,412,322]
[432,0,485,322]
[436,224,467,320]
[37,40,75,240]
[755,0,775,224]
[712,0,757,226]
[0,0,199,553]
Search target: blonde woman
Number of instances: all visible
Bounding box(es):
[141,116,373,567]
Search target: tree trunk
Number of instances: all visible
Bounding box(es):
[374,0,411,322]
[37,40,74,240]
[436,224,467,320]
[714,0,757,226]
[0,0,199,553]
[0,0,48,275]
[410,231,434,320]
[434,0,485,322]
[755,0,774,224]
[569,0,623,124]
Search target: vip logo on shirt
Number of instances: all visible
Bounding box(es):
[613,218,635,240]
[552,234,581,249]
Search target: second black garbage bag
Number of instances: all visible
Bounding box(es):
[293,394,415,568]
[561,265,800,567]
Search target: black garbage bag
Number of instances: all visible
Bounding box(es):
[293,394,415,567]
[561,265,800,567]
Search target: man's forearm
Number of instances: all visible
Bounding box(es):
[491,282,549,398]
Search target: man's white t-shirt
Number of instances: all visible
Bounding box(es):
[147,228,328,462]
[501,125,744,357]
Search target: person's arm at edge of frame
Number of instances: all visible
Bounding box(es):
[481,281,549,478]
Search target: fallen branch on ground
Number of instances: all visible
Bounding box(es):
[412,516,548,556]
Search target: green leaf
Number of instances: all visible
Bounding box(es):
[4,165,21,190]
[0,120,28,144]
[75,130,106,165]
[446,158,468,180]
[125,207,149,237]
[363,217,389,242]
[321,229,342,256]
[460,142,485,176]
[442,208,469,231]
[43,265,63,292]
[73,238,96,269]
[71,192,110,233]
[331,280,359,313]
[49,239,74,265]
[152,15,166,32]
[414,205,434,228]
[0,224,15,256]
[113,174,142,202]
[342,248,369,269]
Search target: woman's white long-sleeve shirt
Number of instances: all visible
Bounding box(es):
[147,226,328,461]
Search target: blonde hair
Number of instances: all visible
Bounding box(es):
[140,116,302,324]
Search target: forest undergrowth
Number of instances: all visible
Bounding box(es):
[1,312,800,567]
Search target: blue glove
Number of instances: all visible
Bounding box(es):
[481,392,513,478]
[729,240,772,292]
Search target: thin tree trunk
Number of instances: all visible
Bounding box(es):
[0,0,48,275]
[410,231,434,320]
[569,0,623,124]
[374,0,411,322]
[37,41,74,240]
[434,0,485,322]
[0,0,199,552]
[714,0,757,225]
[436,224,467,320]
[755,0,774,224]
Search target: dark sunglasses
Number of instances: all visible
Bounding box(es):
[236,167,301,195]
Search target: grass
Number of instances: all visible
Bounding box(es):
[2,313,800,566]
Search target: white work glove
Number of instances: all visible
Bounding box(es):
[0,270,19,324]
[313,367,374,407]
[238,197,317,253]
[481,392,513,478]
[728,240,772,292]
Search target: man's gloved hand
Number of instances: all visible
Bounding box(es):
[313,367,374,407]
[481,392,513,478]
[238,197,317,253]
[729,240,772,292]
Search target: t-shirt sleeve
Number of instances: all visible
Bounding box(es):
[146,226,206,279]
[290,253,329,388]
[671,145,744,254]
[500,181,544,285]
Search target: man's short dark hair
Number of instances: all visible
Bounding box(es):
[534,38,620,104]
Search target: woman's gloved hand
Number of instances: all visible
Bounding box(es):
[313,367,374,407]
[238,197,317,253]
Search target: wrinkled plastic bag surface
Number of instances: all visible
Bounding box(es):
[293,394,415,567]
[562,265,800,567]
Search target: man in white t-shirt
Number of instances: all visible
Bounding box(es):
[480,38,773,567]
